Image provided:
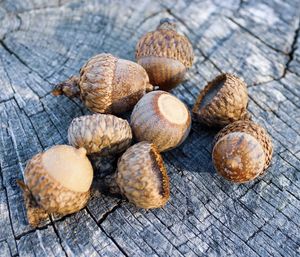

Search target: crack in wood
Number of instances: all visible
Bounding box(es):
[225,16,287,55]
[283,20,300,77]
[164,8,223,73]
[50,218,68,257]
[97,200,123,225]
[0,39,51,87]
[85,206,128,257]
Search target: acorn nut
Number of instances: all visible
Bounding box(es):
[192,73,249,127]
[212,121,273,183]
[136,18,194,91]
[18,145,93,226]
[116,142,170,208]
[53,53,153,114]
[68,114,132,156]
[131,91,191,152]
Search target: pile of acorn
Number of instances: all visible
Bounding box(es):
[18,19,273,227]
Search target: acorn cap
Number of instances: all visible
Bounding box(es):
[213,132,266,183]
[214,120,273,174]
[135,20,194,68]
[53,53,153,114]
[130,91,191,152]
[22,145,93,226]
[79,53,117,113]
[192,73,249,127]
[68,114,132,156]
[116,142,170,209]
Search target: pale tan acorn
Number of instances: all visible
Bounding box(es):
[52,53,153,114]
[130,90,191,152]
[193,73,249,127]
[136,18,194,91]
[116,142,170,208]
[212,121,273,183]
[68,114,132,156]
[18,145,93,227]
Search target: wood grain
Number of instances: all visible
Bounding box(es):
[0,0,300,256]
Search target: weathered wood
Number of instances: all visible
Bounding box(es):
[0,0,300,256]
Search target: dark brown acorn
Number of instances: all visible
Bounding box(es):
[212,121,273,183]
[193,73,249,127]
[53,53,153,114]
[136,18,194,91]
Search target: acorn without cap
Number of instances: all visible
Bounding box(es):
[68,114,132,156]
[18,145,93,226]
[136,18,194,91]
[130,91,191,152]
[53,53,153,114]
[212,121,273,183]
[116,142,170,208]
[193,73,249,127]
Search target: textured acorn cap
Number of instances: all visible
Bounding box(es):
[136,21,194,68]
[131,91,191,152]
[21,145,93,226]
[136,20,193,91]
[192,73,249,127]
[68,114,132,156]
[213,121,273,182]
[79,53,117,113]
[116,142,170,209]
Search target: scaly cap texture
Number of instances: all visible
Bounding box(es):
[68,114,132,156]
[79,53,118,113]
[24,153,90,215]
[136,28,194,68]
[193,73,249,127]
[116,142,170,208]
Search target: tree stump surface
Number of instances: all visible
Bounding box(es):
[0,0,300,256]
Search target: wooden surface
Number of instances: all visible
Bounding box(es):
[0,0,300,256]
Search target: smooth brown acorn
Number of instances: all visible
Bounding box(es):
[130,90,191,152]
[52,53,153,114]
[68,114,132,156]
[136,18,194,91]
[18,145,93,227]
[212,121,273,183]
[193,73,249,127]
[116,142,170,209]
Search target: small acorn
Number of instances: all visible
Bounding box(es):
[136,18,194,91]
[116,142,170,208]
[212,121,273,183]
[18,145,93,226]
[192,73,249,127]
[53,53,153,114]
[68,114,132,156]
[130,91,191,152]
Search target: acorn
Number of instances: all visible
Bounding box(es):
[212,121,273,183]
[136,18,194,91]
[130,91,191,152]
[192,73,249,127]
[68,114,132,156]
[52,53,153,114]
[116,142,170,208]
[18,145,93,226]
